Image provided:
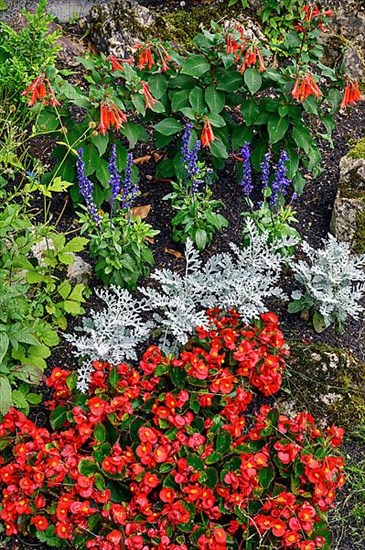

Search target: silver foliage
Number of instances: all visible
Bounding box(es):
[65,286,153,367]
[290,234,365,328]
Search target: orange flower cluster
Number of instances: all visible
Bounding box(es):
[200,119,215,148]
[340,81,363,109]
[141,82,157,109]
[226,26,266,74]
[296,4,334,33]
[22,75,60,107]
[98,101,127,134]
[136,43,171,73]
[291,74,322,102]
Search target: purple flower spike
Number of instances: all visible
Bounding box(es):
[121,152,138,209]
[270,150,291,207]
[240,142,253,197]
[261,151,271,191]
[109,144,121,206]
[76,148,101,225]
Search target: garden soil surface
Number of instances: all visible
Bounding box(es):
[1,4,365,550]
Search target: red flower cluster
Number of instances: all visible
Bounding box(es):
[135,42,171,73]
[0,311,345,549]
[291,73,322,103]
[296,4,334,33]
[225,25,266,74]
[340,81,363,109]
[98,100,128,134]
[22,75,60,107]
[200,118,216,147]
[141,81,157,110]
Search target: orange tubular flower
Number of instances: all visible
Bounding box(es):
[22,75,61,107]
[238,47,266,74]
[141,82,157,109]
[291,74,322,103]
[21,76,47,106]
[200,119,215,148]
[138,46,154,70]
[340,81,363,109]
[98,101,128,135]
[109,54,124,72]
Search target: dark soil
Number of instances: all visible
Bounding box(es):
[1,2,365,550]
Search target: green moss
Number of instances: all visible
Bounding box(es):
[282,342,365,429]
[348,137,365,160]
[353,209,365,254]
[161,5,239,49]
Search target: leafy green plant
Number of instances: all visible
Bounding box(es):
[77,146,159,289]
[0,0,60,97]
[0,202,90,413]
[164,123,228,250]
[240,145,301,253]
[32,9,351,197]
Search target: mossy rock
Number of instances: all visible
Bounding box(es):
[280,342,365,430]
[348,137,365,162]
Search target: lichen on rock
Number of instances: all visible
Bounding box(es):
[281,342,365,429]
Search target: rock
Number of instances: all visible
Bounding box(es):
[67,255,93,283]
[80,0,173,57]
[330,154,365,250]
[325,0,365,81]
[282,342,365,429]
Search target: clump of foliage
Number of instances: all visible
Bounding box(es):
[239,143,301,252]
[164,123,228,250]
[0,311,345,549]
[0,0,60,97]
[29,5,359,200]
[77,146,158,289]
[0,203,89,414]
[289,234,365,332]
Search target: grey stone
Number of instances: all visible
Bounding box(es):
[80,0,169,57]
[330,155,365,246]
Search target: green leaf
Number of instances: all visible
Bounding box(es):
[171,89,191,111]
[259,465,275,489]
[12,390,29,412]
[94,423,107,443]
[244,68,262,95]
[187,453,204,471]
[181,55,210,77]
[268,115,289,144]
[209,136,228,159]
[36,526,63,547]
[205,450,223,465]
[78,458,99,477]
[232,125,253,149]
[205,86,225,113]
[148,73,168,100]
[241,99,260,126]
[153,118,183,136]
[0,376,12,415]
[216,71,244,92]
[216,429,231,453]
[194,228,208,250]
[58,280,71,300]
[207,112,225,128]
[189,87,206,114]
[91,133,109,156]
[0,332,9,363]
[50,405,68,430]
[63,300,82,315]
[313,311,327,333]
[121,122,148,148]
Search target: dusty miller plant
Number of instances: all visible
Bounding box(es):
[141,219,295,351]
[289,234,365,332]
[65,286,153,391]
